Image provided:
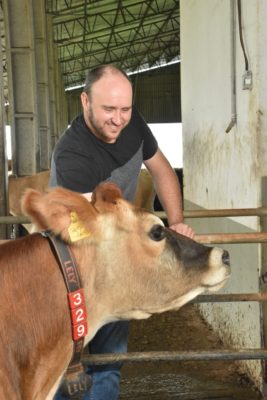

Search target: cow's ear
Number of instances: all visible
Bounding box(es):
[21,187,99,243]
[91,182,123,212]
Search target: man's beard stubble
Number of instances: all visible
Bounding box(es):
[88,107,110,142]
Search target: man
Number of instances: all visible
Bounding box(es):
[51,64,194,400]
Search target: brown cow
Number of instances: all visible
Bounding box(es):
[0,183,230,399]
[8,171,50,233]
[8,171,50,216]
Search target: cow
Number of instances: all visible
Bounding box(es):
[8,171,50,233]
[0,182,230,399]
[8,169,155,235]
[8,171,50,216]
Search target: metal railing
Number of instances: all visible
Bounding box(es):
[1,205,267,226]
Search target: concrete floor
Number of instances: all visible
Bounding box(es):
[119,304,263,400]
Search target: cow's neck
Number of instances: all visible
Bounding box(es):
[70,244,116,342]
[44,233,94,396]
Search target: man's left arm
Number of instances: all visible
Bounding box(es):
[144,149,195,239]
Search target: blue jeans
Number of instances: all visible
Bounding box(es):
[54,321,129,400]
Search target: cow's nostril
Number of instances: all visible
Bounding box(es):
[222,250,230,266]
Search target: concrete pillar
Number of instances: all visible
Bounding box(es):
[57,60,68,135]
[46,14,68,149]
[54,49,67,138]
[33,0,51,170]
[2,0,39,176]
[46,14,58,149]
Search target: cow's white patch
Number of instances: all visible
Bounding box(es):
[117,287,205,319]
[202,247,230,288]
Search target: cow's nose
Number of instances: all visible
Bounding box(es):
[222,250,230,266]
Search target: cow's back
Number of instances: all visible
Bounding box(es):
[8,171,50,216]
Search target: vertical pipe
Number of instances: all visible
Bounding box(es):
[33,0,51,171]
[225,0,237,133]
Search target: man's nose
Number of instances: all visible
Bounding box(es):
[111,111,123,125]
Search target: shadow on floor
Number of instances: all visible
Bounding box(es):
[119,304,262,400]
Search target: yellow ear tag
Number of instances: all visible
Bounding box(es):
[68,211,91,242]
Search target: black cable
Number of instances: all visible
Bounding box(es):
[237,0,249,71]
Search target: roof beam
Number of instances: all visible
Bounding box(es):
[54,8,178,45]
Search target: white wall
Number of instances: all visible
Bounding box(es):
[180,0,267,390]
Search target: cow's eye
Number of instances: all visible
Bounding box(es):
[149,225,166,241]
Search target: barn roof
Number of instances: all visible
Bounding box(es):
[47,0,180,89]
[1,0,179,98]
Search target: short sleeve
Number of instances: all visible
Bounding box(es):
[50,150,101,193]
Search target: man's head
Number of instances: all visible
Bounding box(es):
[81,65,133,143]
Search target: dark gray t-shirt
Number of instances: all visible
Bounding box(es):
[49,107,158,201]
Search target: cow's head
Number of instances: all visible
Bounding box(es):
[21,183,230,323]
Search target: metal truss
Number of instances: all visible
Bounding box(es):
[0,0,179,93]
[46,0,180,89]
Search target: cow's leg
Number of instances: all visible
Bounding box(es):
[22,368,64,400]
[25,346,72,400]
[46,375,64,400]
[0,371,22,400]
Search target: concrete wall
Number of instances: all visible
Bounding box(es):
[180,0,267,390]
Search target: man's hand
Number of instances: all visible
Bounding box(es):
[169,222,195,239]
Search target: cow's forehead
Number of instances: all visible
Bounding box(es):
[130,207,164,229]
[107,198,164,227]
[145,213,164,226]
[97,206,164,238]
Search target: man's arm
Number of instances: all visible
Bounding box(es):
[144,149,195,239]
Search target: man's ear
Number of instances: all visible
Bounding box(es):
[81,91,89,109]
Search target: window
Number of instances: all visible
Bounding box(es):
[147,123,183,168]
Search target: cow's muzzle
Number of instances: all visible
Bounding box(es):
[222,249,230,266]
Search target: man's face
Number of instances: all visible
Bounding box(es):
[81,73,133,143]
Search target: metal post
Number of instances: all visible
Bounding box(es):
[155,206,267,219]
[0,5,8,239]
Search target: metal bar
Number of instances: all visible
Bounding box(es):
[0,216,30,224]
[82,349,267,365]
[196,232,267,244]
[155,207,267,219]
[2,208,266,225]
[194,293,267,303]
[1,217,267,245]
